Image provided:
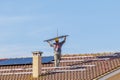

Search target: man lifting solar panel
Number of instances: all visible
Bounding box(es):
[44,35,68,67]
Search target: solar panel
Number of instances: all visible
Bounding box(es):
[42,56,54,63]
[0,56,54,66]
[96,55,120,58]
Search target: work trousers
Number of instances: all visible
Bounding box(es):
[54,51,61,67]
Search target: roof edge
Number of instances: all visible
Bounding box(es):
[94,66,120,80]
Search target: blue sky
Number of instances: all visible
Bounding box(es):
[0,0,120,58]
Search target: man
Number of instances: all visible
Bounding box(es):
[47,37,66,67]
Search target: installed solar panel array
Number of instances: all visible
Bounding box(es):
[0,56,54,66]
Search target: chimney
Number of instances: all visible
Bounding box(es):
[32,51,43,78]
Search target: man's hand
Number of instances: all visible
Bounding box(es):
[47,41,50,43]
[64,36,66,41]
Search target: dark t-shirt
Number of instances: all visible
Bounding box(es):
[53,40,65,52]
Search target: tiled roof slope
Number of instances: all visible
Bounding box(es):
[0,53,120,80]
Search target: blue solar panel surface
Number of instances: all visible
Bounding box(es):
[42,56,54,63]
[0,56,54,66]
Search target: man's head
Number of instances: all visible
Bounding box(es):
[55,38,59,43]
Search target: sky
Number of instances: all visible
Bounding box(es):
[0,0,120,58]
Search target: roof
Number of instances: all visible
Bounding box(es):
[0,52,120,80]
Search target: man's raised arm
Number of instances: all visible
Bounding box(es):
[47,41,54,47]
[61,36,66,44]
